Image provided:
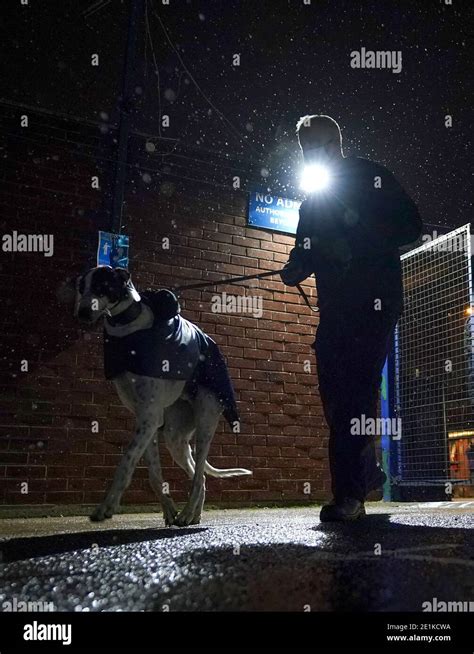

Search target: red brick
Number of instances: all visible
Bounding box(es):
[249,490,282,501]
[5,466,46,479]
[45,491,84,503]
[268,480,298,491]
[222,445,253,456]
[4,491,46,504]
[233,235,261,249]
[252,468,282,480]
[48,466,84,478]
[252,446,281,457]
[1,453,28,464]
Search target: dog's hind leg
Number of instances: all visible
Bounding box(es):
[173,388,222,527]
[162,399,207,524]
[162,399,196,477]
[168,441,205,525]
[143,434,178,526]
[190,462,206,526]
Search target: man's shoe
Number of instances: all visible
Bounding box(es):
[319,497,366,523]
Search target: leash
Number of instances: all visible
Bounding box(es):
[173,269,278,292]
[295,283,318,313]
[173,269,318,313]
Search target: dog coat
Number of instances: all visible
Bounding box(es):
[103,292,239,428]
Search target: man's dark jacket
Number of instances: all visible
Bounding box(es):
[284,156,422,313]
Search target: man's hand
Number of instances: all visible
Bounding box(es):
[280,257,310,287]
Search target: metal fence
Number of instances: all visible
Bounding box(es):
[393,224,474,488]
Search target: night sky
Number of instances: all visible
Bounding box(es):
[1,0,472,227]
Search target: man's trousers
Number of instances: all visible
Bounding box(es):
[313,296,402,502]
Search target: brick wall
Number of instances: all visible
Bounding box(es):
[0,103,330,508]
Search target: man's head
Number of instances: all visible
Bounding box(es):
[296,114,343,165]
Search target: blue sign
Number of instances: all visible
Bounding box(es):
[97,231,129,269]
[248,190,301,235]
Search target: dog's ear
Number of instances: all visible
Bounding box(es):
[56,276,78,304]
[114,268,131,285]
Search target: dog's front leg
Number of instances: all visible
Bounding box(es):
[90,413,161,522]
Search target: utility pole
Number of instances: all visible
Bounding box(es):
[110,0,144,233]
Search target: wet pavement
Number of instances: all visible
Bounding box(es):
[0,503,473,612]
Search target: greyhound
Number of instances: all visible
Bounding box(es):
[61,265,251,526]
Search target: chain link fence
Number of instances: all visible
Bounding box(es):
[393,224,474,493]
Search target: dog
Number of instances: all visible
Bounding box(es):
[61,265,252,526]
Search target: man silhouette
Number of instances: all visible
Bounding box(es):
[281,115,422,521]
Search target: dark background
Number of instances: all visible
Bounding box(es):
[1,0,472,226]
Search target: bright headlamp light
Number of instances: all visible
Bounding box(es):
[300,164,331,193]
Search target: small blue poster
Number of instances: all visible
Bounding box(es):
[97,231,129,269]
[248,189,301,235]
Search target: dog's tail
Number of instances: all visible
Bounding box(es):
[185,445,252,478]
[204,462,252,478]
